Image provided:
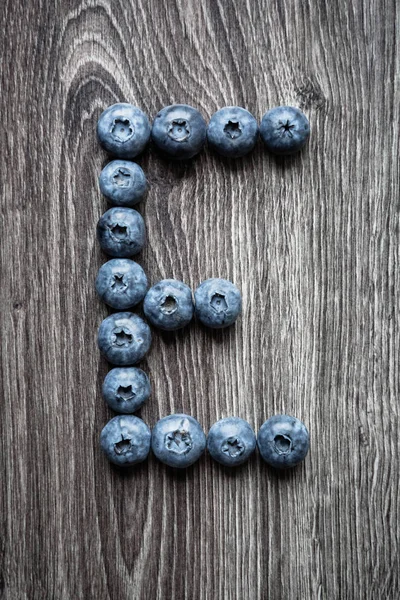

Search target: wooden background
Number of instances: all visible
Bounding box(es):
[0,0,399,598]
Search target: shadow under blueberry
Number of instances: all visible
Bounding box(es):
[154,450,207,482]
[145,146,198,176]
[190,318,238,344]
[265,461,307,482]
[108,459,151,480]
[204,451,255,477]
[156,324,193,346]
[205,140,262,172]
[269,151,304,171]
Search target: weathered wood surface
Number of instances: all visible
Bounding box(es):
[0,0,399,598]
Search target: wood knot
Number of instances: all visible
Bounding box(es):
[295,78,325,110]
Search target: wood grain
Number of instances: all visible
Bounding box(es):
[0,0,399,598]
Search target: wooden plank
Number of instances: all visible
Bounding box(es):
[0,0,399,598]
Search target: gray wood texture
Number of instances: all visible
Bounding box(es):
[0,0,399,598]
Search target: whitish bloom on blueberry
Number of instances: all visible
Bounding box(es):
[99,160,148,207]
[207,417,256,466]
[95,259,148,309]
[97,103,150,158]
[151,104,207,159]
[97,207,146,257]
[143,279,194,331]
[98,312,151,365]
[207,107,258,158]
[260,106,310,155]
[102,367,151,413]
[100,415,151,466]
[257,414,310,468]
[151,414,206,468]
[194,278,242,328]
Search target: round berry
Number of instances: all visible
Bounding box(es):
[97,207,146,257]
[98,312,151,366]
[151,414,206,468]
[207,417,256,466]
[260,106,310,155]
[100,415,151,466]
[257,415,310,468]
[194,278,242,328]
[143,279,194,331]
[102,367,151,413]
[97,103,150,158]
[151,104,207,159]
[99,160,148,207]
[207,107,258,158]
[95,259,148,310]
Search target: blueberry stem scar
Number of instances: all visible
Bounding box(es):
[114,435,132,455]
[113,329,133,346]
[110,224,128,239]
[117,385,135,400]
[278,120,295,137]
[223,120,242,139]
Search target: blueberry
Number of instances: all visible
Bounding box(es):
[99,160,148,207]
[260,106,310,155]
[95,259,148,309]
[257,415,310,469]
[98,312,151,365]
[143,279,194,331]
[102,367,151,413]
[97,207,146,257]
[207,107,258,158]
[151,414,206,468]
[207,417,256,466]
[97,103,150,158]
[194,278,242,328]
[100,415,151,466]
[151,104,207,159]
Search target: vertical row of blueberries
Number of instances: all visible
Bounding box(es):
[96,102,310,470]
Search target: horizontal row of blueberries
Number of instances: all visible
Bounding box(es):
[97,102,310,163]
[97,276,241,351]
[100,413,310,469]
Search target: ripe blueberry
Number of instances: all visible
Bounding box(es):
[194,278,242,328]
[97,103,150,158]
[151,104,207,159]
[207,417,256,466]
[95,259,148,310]
[98,312,151,365]
[100,415,151,466]
[143,279,194,331]
[257,414,310,468]
[102,367,151,413]
[99,160,148,207]
[207,107,258,158]
[151,414,206,468]
[260,106,310,155]
[97,207,146,257]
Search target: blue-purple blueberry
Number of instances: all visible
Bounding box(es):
[97,103,150,158]
[98,312,151,365]
[100,415,151,466]
[260,106,310,155]
[99,160,148,207]
[143,279,194,331]
[257,415,310,468]
[151,104,207,159]
[207,417,256,466]
[97,207,146,257]
[194,278,242,328]
[207,107,258,158]
[95,259,148,309]
[151,414,206,468]
[102,367,151,413]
